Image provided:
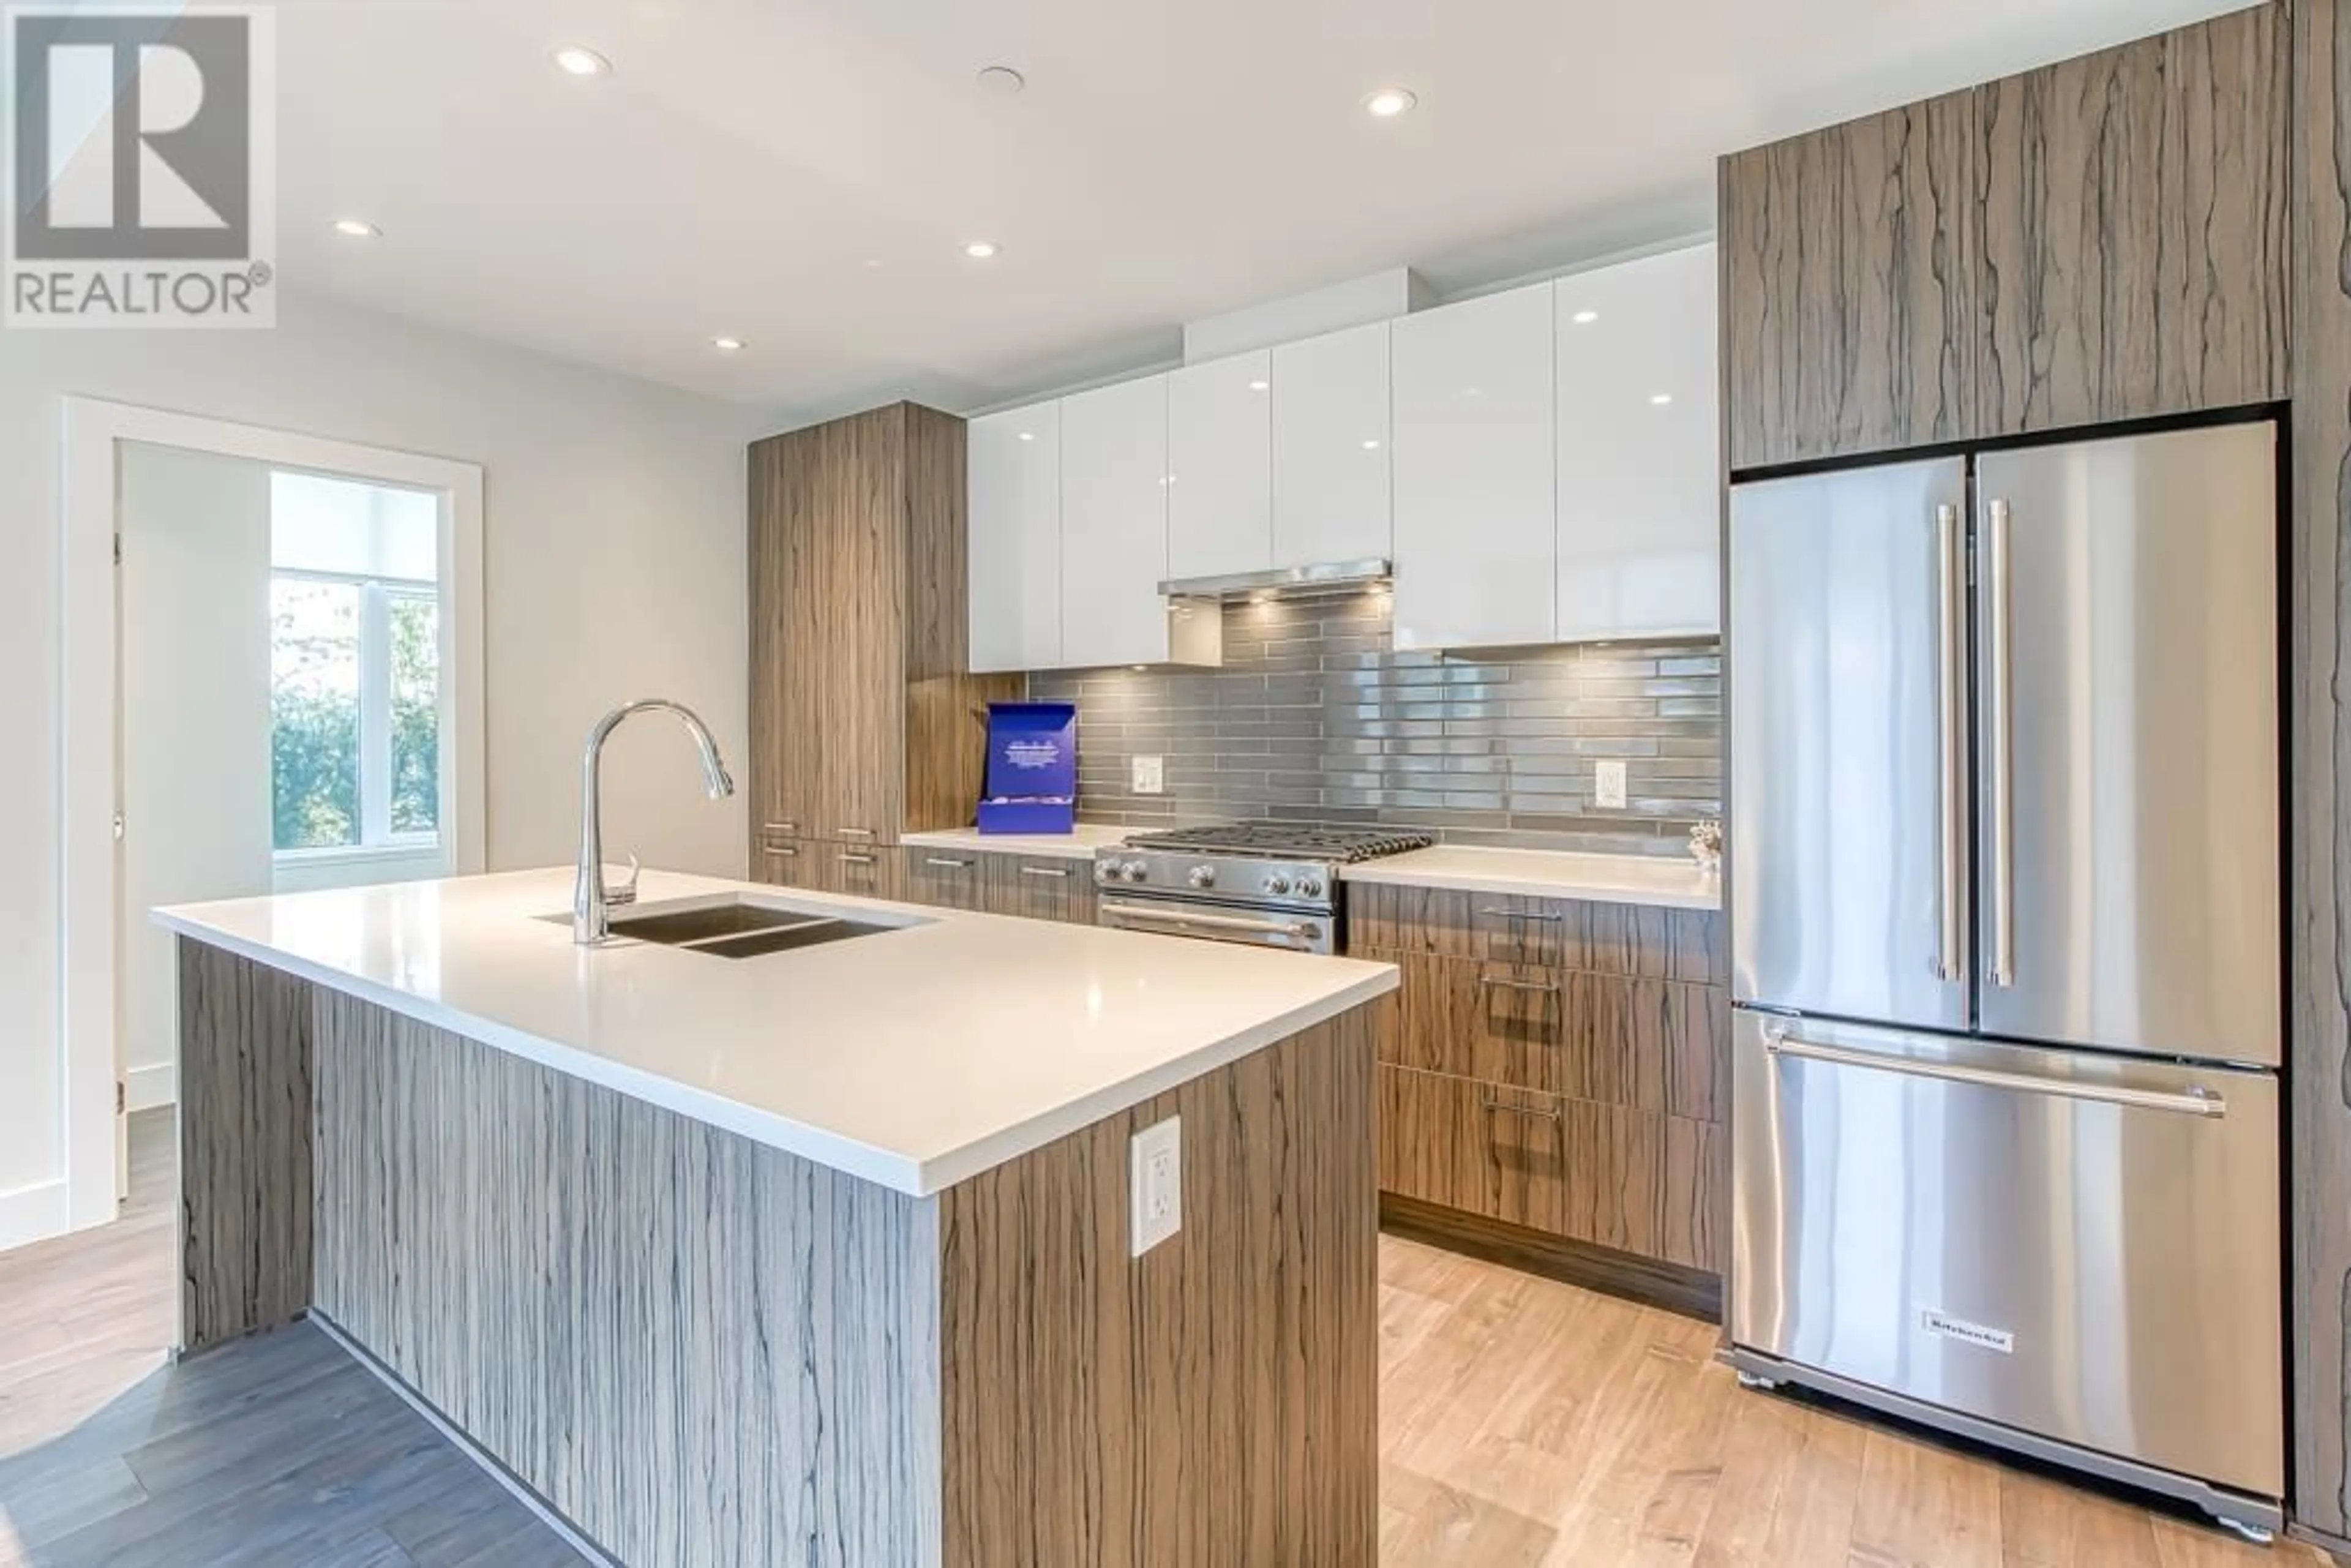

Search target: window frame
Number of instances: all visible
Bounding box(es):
[268,561,449,865]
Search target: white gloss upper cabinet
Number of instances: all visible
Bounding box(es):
[1390,283,1558,650]
[1167,350,1273,580]
[1060,374,1193,669]
[968,404,1063,673]
[1553,244,1722,640]
[1272,322,1391,568]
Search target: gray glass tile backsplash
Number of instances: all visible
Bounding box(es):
[1025,590,1721,857]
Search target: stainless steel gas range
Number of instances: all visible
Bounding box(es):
[1092,823,1435,955]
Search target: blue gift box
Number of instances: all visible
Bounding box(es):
[977,702,1078,835]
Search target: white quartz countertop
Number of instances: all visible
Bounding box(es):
[1341,845,1721,910]
[154,868,1396,1196]
[898,824,1127,861]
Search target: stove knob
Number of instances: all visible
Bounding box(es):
[1264,874,1292,896]
[1295,876,1324,899]
[1120,860,1149,883]
[1188,865,1217,889]
[1094,860,1117,883]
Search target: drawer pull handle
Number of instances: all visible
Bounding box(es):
[924,857,974,871]
[838,827,877,839]
[1479,908,1563,923]
[767,846,800,858]
[1479,976,1561,994]
[841,852,878,867]
[764,820,798,834]
[1020,866,1071,880]
[1479,1090,1564,1124]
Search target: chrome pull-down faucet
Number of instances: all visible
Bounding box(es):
[574,699,735,945]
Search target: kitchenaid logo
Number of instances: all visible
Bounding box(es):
[4,4,276,328]
[1921,1308,2015,1355]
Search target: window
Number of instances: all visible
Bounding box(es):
[269,472,444,858]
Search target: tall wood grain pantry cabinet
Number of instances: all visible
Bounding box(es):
[748,404,1021,882]
[1721,3,2287,471]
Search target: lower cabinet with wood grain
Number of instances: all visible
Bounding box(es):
[896,846,1098,925]
[1354,882,1729,1321]
[759,835,905,902]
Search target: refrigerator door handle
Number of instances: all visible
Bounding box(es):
[1986,496,2016,988]
[1759,1021,2227,1118]
[1936,502,1965,982]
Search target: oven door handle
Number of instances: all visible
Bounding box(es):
[1098,899,1318,942]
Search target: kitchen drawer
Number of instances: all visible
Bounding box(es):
[1378,1063,1667,1258]
[1379,955,1720,1114]
[770,840,902,899]
[759,841,819,890]
[1351,882,1727,983]
[988,857,1095,925]
[901,847,992,910]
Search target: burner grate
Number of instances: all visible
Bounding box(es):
[1122,822,1436,864]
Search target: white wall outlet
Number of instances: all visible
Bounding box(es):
[1595,759,1629,810]
[1131,754,1166,795]
[1130,1116,1182,1256]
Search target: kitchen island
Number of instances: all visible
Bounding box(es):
[156,868,1398,1568]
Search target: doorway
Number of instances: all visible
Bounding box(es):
[60,400,486,1235]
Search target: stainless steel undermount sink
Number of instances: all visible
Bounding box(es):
[541,895,904,959]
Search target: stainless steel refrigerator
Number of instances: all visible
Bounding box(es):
[1726,420,2285,1541]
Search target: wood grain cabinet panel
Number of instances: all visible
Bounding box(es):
[1719,92,1978,470]
[1378,1065,1566,1236]
[1974,6,2289,435]
[990,857,1094,924]
[1661,1116,1726,1274]
[748,404,1021,858]
[2292,0,2351,1540]
[901,847,992,910]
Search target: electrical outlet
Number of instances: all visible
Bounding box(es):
[1132,754,1165,795]
[1130,1116,1182,1256]
[1595,759,1629,810]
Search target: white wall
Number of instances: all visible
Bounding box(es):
[0,291,760,1200]
[118,445,277,1110]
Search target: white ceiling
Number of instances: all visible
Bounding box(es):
[277,0,2252,423]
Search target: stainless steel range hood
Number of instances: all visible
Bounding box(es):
[1156,558,1391,600]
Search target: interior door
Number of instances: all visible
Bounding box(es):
[1974,424,2280,1065]
[1729,457,1970,1032]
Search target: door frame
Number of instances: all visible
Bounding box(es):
[58,396,487,1236]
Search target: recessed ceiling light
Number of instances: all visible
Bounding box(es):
[1363,86,1417,118]
[977,65,1026,95]
[963,239,1000,260]
[1571,309,1600,325]
[330,217,380,239]
[1361,438,1381,450]
[1017,431,1035,442]
[1650,393,1674,406]
[552,45,610,77]
[1247,379,1269,391]
[712,336,746,353]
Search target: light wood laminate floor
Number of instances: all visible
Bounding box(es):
[1379,1235,2329,1567]
[0,1113,2327,1566]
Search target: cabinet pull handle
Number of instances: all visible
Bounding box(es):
[839,827,877,839]
[1479,907,1562,923]
[765,820,798,835]
[1479,975,1561,994]
[767,846,800,858]
[840,852,877,866]
[1479,1089,1564,1123]
[1019,866,1071,880]
[924,857,974,871]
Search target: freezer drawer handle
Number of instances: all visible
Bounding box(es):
[1761,1024,2226,1119]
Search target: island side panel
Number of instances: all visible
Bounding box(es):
[177,938,316,1354]
[937,997,1386,1568]
[310,991,945,1568]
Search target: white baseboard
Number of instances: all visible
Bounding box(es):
[126,1062,177,1111]
[0,1179,70,1253]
